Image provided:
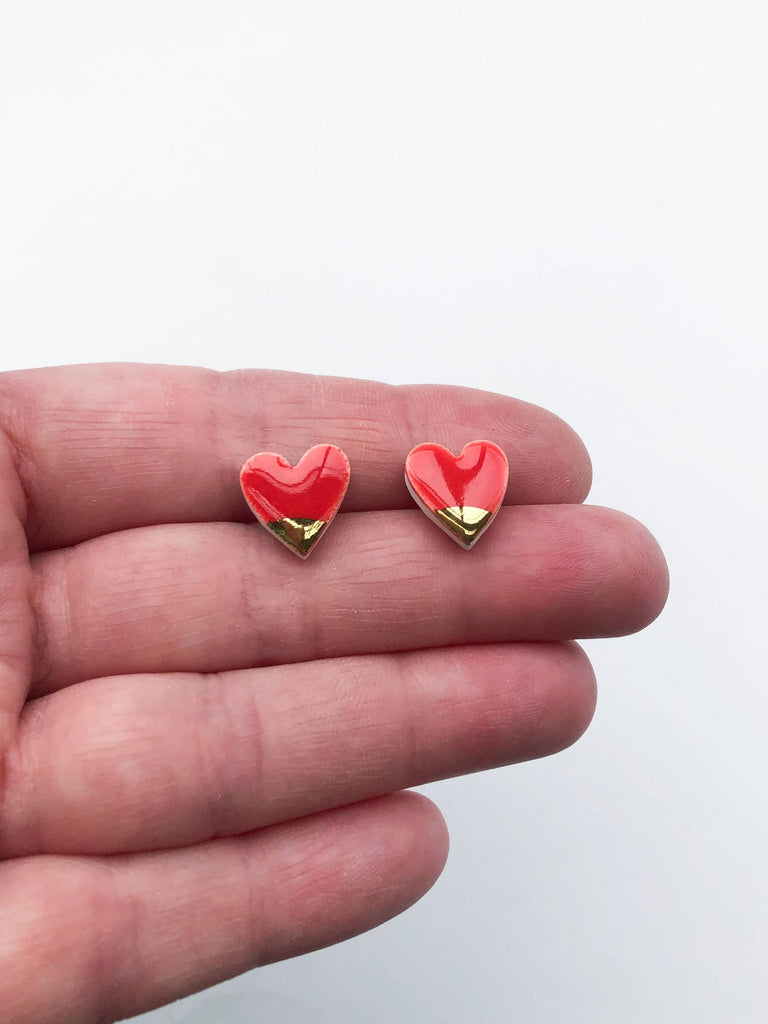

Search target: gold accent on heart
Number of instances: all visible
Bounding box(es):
[267,518,328,558]
[433,506,493,548]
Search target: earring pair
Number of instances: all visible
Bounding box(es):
[240,440,508,559]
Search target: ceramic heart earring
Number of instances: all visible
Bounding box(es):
[404,441,508,549]
[240,444,350,558]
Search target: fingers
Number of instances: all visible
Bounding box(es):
[31,505,668,692]
[0,793,447,1024]
[0,364,592,551]
[2,642,595,857]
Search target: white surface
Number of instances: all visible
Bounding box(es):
[2,2,766,1022]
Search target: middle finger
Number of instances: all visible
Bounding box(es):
[31,505,667,694]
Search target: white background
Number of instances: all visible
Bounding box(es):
[2,2,767,1021]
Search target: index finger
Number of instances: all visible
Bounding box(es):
[0,364,592,551]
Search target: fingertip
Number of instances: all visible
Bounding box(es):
[597,508,670,635]
[540,640,598,754]
[389,789,451,887]
[535,410,593,504]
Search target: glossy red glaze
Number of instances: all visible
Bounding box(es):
[405,441,508,514]
[240,445,350,523]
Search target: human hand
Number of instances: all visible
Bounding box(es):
[0,364,668,1023]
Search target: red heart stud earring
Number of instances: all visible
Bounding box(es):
[240,444,351,558]
[405,441,508,549]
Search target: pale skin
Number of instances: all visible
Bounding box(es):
[0,364,669,1023]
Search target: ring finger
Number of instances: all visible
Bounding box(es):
[3,641,596,857]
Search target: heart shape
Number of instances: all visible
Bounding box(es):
[405,440,508,548]
[240,444,350,558]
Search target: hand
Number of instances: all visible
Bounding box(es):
[0,364,668,1023]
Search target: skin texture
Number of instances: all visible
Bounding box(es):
[0,365,669,1024]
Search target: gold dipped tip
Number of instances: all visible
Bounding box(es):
[267,517,327,558]
[433,506,493,548]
